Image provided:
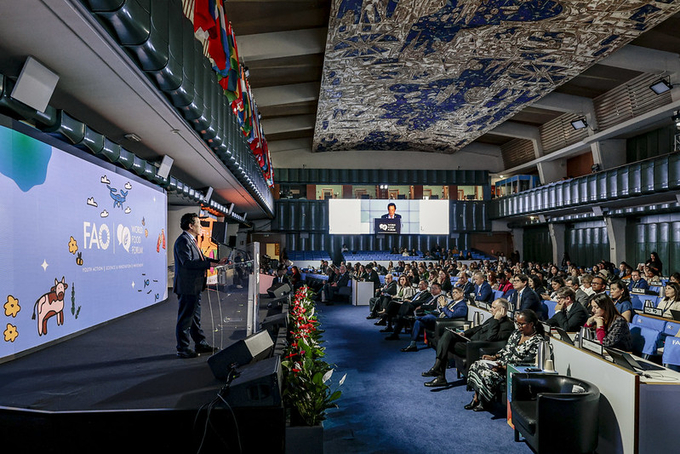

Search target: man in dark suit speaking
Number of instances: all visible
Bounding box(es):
[381,202,401,219]
[174,213,228,358]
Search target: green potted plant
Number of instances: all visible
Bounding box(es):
[281,286,345,453]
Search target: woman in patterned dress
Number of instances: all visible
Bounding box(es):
[464,309,545,411]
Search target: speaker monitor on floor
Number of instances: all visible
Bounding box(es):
[261,313,287,337]
[221,355,282,407]
[267,283,290,298]
[208,330,274,380]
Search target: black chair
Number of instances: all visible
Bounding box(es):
[511,373,600,454]
[453,340,507,378]
[425,318,467,348]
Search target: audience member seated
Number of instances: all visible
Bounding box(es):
[422,298,514,387]
[290,266,302,290]
[585,275,607,310]
[365,263,382,291]
[367,273,397,320]
[384,280,432,340]
[546,277,564,301]
[457,272,475,299]
[658,282,680,319]
[464,310,545,412]
[473,271,493,306]
[609,280,634,323]
[584,293,632,351]
[438,269,453,295]
[400,284,466,352]
[319,264,349,305]
[645,251,663,277]
[618,261,634,280]
[495,273,513,295]
[377,275,415,331]
[546,287,589,332]
[508,274,545,320]
[565,276,588,307]
[628,270,649,292]
[528,275,548,301]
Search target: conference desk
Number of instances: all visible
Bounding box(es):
[466,304,680,454]
[550,336,680,454]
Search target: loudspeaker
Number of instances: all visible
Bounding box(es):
[11,57,59,112]
[208,330,274,380]
[222,355,282,407]
[261,313,287,337]
[267,283,290,298]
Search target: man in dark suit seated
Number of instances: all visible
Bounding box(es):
[457,272,475,300]
[546,287,589,332]
[627,269,649,292]
[368,273,397,320]
[321,264,350,305]
[173,213,228,359]
[365,263,382,294]
[401,285,467,352]
[422,298,514,386]
[508,274,544,319]
[473,271,493,305]
[384,280,432,339]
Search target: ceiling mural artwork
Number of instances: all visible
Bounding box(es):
[313,0,680,154]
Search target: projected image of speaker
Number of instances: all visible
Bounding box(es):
[222,355,282,407]
[267,282,290,299]
[208,330,274,380]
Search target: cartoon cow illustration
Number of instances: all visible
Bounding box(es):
[32,277,68,336]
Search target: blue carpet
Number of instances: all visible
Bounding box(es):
[318,304,533,454]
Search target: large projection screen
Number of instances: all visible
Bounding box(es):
[0,125,167,360]
[328,199,449,235]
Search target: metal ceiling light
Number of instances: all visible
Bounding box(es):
[650,78,672,95]
[570,118,588,130]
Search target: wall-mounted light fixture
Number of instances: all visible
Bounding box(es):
[570,118,588,130]
[650,78,672,95]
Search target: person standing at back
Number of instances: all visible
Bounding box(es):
[173,213,228,358]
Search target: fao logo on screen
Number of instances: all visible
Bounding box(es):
[83,222,132,252]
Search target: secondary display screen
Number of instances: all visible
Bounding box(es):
[328,199,449,235]
[0,125,167,360]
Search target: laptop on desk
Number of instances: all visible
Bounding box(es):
[552,327,574,345]
[605,347,666,372]
[670,309,680,321]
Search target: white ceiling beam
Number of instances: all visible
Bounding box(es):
[532,92,599,131]
[252,82,320,107]
[271,149,504,172]
[268,138,312,153]
[599,44,680,76]
[489,121,541,141]
[457,142,502,157]
[532,92,594,114]
[237,28,327,62]
[261,114,316,135]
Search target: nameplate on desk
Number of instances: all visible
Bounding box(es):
[631,288,646,294]
[477,302,489,310]
[643,305,663,317]
[581,337,603,356]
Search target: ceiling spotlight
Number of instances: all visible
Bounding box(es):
[571,119,588,130]
[650,78,672,95]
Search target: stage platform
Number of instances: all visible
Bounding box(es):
[0,287,285,453]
